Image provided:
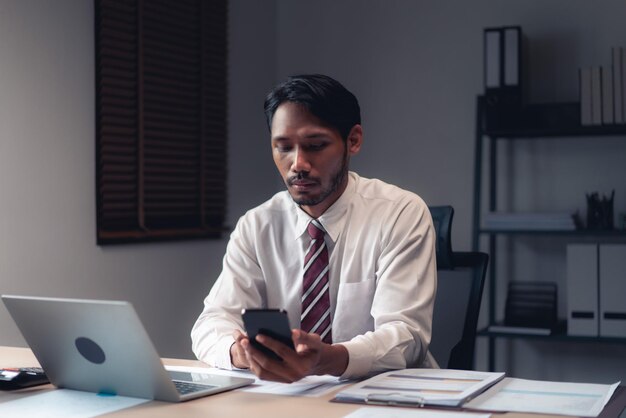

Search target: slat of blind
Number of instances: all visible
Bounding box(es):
[142,131,197,143]
[143,140,196,151]
[143,177,196,185]
[144,123,198,136]
[143,42,198,65]
[144,83,199,100]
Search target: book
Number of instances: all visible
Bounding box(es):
[591,66,602,125]
[484,28,501,89]
[602,65,614,124]
[613,47,623,124]
[503,27,520,87]
[622,48,626,123]
[332,368,504,408]
[580,67,592,126]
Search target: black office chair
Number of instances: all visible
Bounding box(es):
[428,206,488,370]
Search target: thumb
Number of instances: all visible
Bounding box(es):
[292,329,304,344]
[293,329,321,347]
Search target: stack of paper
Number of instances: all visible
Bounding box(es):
[465,377,620,417]
[484,211,576,230]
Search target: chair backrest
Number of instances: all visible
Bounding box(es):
[428,206,489,370]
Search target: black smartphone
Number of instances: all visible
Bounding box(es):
[241,309,295,361]
[0,367,49,390]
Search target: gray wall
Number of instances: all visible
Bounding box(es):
[1,0,625,382]
[0,0,278,359]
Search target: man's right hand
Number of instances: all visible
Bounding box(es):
[230,330,250,369]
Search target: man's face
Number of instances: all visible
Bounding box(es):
[270,102,361,218]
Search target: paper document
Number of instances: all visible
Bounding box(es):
[343,406,490,418]
[244,374,345,396]
[465,377,620,417]
[165,365,345,397]
[333,368,504,408]
[0,389,148,418]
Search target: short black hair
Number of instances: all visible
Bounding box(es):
[264,74,361,141]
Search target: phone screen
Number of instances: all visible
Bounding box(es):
[241,309,295,361]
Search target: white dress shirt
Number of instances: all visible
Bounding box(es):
[191,172,438,379]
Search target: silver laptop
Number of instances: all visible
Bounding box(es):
[1,295,254,402]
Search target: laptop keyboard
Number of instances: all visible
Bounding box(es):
[174,380,217,395]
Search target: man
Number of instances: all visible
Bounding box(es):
[191,74,437,382]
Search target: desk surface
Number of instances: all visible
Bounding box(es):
[0,346,617,418]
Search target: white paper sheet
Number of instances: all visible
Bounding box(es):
[343,406,490,418]
[243,374,345,396]
[0,389,148,418]
[165,365,346,397]
[465,377,620,417]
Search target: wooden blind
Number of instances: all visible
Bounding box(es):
[96,0,227,244]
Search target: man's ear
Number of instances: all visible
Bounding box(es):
[346,124,363,156]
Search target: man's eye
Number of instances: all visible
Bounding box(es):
[275,145,292,152]
[307,143,326,151]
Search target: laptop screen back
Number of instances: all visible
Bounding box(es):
[2,295,185,400]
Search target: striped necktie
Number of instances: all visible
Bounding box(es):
[301,220,332,344]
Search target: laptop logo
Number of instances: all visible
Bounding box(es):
[75,337,106,364]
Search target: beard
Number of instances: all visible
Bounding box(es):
[287,150,349,207]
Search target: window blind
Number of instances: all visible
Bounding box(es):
[96,0,227,244]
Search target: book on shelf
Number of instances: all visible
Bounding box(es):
[483,211,576,230]
[602,65,614,124]
[622,47,626,123]
[612,47,623,124]
[580,67,592,126]
[332,368,505,408]
[591,66,602,125]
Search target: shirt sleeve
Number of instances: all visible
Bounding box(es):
[190,215,266,369]
[338,197,437,379]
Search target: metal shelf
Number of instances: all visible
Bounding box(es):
[471,95,626,372]
[485,124,626,139]
[478,328,626,344]
[481,101,626,138]
[479,229,626,236]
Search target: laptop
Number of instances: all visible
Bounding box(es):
[1,295,254,402]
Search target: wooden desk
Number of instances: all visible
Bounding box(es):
[1,346,621,418]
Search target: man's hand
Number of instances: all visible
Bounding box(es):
[229,330,250,369]
[240,329,348,383]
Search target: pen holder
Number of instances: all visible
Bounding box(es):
[586,190,614,230]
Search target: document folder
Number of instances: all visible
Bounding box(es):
[599,244,626,337]
[333,369,504,408]
[567,244,599,336]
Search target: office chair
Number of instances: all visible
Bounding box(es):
[428,206,489,370]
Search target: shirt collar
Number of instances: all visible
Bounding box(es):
[293,172,357,243]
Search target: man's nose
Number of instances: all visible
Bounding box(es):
[291,147,311,172]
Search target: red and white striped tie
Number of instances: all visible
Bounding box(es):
[301,220,332,344]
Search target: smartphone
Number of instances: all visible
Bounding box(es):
[241,309,295,361]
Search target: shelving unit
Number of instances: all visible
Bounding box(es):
[471,95,626,371]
